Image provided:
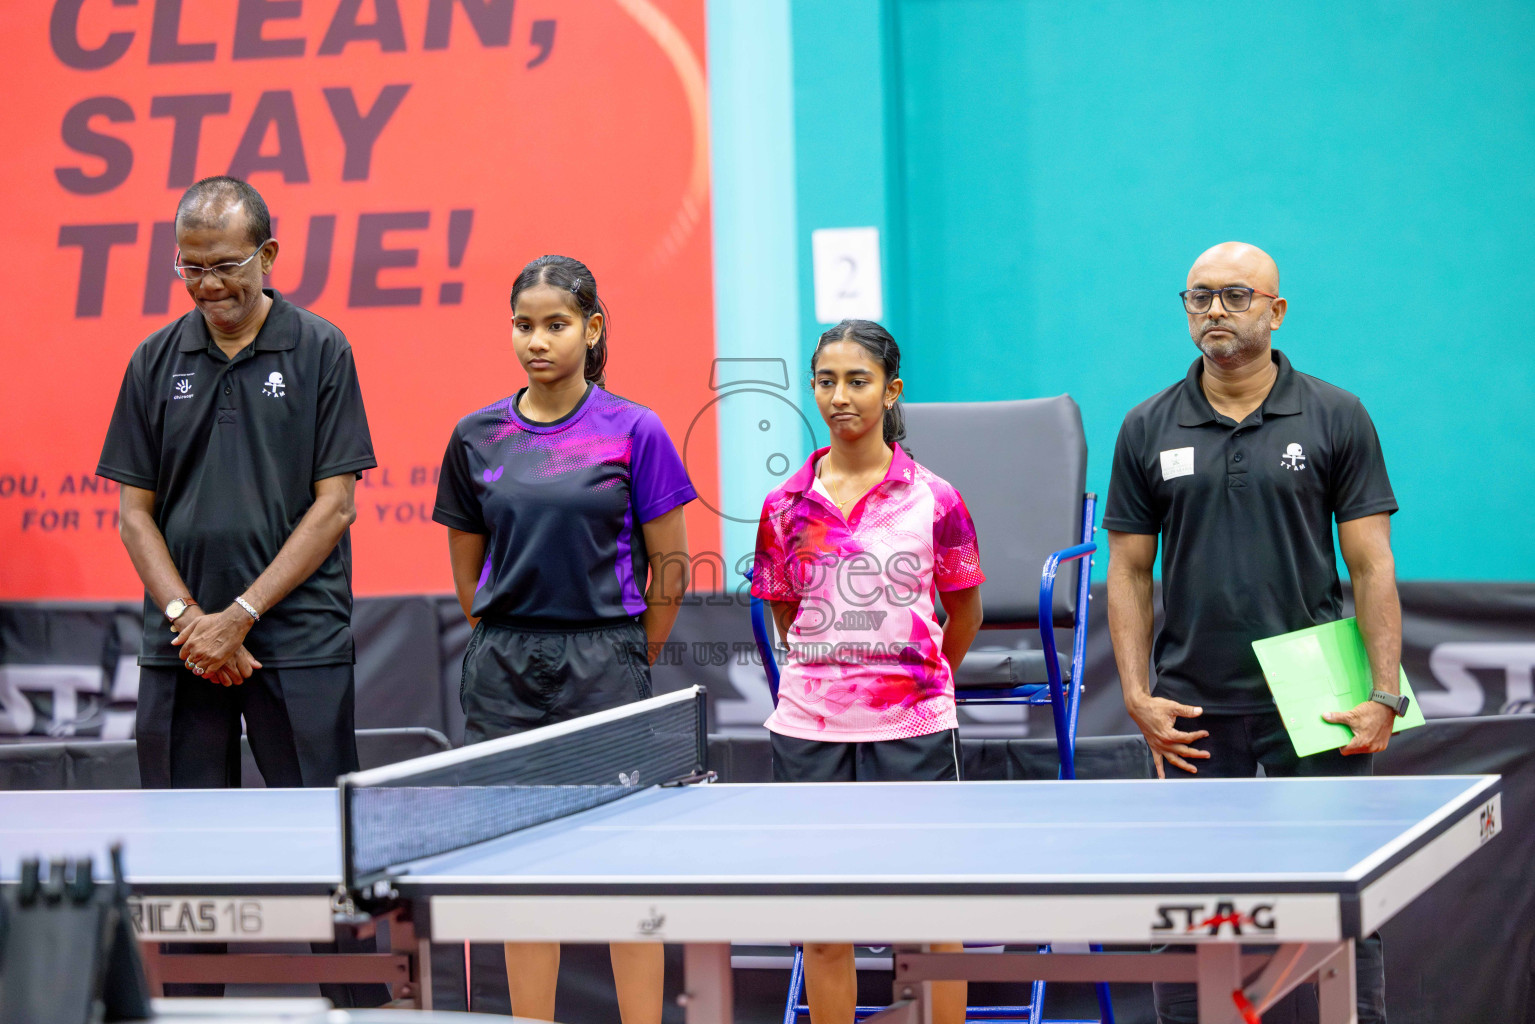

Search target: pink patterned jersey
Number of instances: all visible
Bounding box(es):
[752,444,985,741]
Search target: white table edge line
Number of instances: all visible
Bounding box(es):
[406,873,1357,886]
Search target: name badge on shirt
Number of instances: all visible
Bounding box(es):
[1160,447,1195,481]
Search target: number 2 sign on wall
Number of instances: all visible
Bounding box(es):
[812,226,884,323]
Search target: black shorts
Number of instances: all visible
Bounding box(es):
[770,729,961,783]
[460,618,652,744]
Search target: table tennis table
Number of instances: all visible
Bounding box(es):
[0,786,418,998]
[0,688,1504,1024]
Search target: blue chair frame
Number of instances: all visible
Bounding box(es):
[743,494,1114,1024]
[946,493,1097,782]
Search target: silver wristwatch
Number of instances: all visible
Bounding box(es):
[1369,689,1410,717]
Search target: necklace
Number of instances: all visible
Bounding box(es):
[819,451,892,511]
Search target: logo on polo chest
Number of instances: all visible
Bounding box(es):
[1280,443,1307,471]
[261,372,286,398]
[1159,446,1195,480]
[171,373,195,400]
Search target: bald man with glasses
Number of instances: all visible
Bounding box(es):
[1104,242,1402,1023]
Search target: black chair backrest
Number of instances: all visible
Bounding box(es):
[902,396,1087,626]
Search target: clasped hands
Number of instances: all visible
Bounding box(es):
[171,606,262,687]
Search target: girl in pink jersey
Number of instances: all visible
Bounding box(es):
[752,319,984,1024]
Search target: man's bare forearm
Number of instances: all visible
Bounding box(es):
[119,504,194,612]
[1105,532,1204,776]
[1107,563,1156,704]
[1339,514,1403,698]
[240,491,356,616]
[1353,560,1402,695]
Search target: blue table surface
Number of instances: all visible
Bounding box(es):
[0,777,1493,888]
[0,788,339,884]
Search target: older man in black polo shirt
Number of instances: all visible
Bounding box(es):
[100,174,375,789]
[1105,242,1403,1024]
[97,177,383,1004]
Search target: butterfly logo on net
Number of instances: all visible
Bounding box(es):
[637,907,666,935]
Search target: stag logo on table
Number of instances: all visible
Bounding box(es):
[637,906,666,936]
[1151,900,1276,937]
[1479,800,1500,843]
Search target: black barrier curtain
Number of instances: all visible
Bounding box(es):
[3,583,1532,744]
[1371,717,1535,1024]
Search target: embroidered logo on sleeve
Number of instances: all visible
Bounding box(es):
[1280,443,1307,471]
[1159,447,1195,480]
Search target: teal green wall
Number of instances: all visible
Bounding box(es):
[790,0,906,370]
[774,0,1535,581]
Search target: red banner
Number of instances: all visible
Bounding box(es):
[0,0,719,600]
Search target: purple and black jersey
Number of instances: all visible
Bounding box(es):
[434,384,696,625]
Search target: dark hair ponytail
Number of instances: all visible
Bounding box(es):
[509,255,609,387]
[811,318,907,451]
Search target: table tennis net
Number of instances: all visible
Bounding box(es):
[341,687,706,889]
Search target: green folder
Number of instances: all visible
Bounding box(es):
[1252,617,1425,758]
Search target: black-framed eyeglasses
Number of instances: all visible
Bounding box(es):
[173,240,272,282]
[1179,286,1277,314]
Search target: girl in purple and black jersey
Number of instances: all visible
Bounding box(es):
[433,255,694,1024]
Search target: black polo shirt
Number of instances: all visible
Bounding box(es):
[97,290,376,668]
[1104,349,1397,713]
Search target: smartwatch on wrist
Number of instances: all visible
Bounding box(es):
[1369,689,1410,717]
[164,597,197,622]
